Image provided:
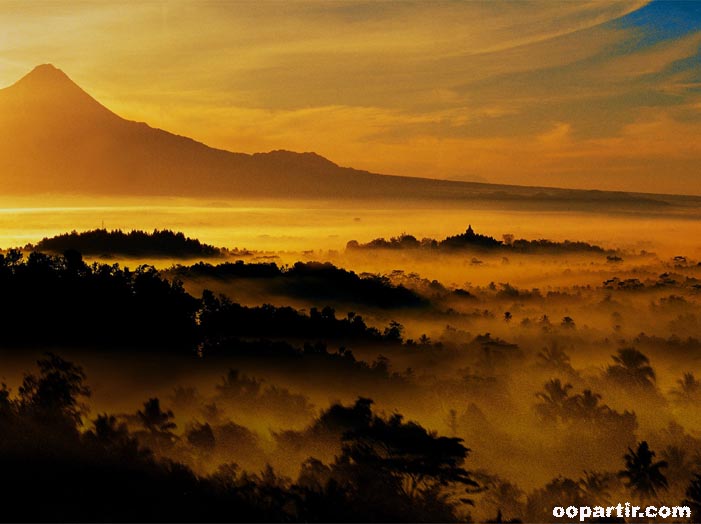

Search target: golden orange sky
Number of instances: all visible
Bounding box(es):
[2,1,701,195]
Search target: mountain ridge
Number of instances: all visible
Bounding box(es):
[0,64,699,209]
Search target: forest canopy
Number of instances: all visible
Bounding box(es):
[34,228,222,258]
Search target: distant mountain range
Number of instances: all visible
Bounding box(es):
[1,64,699,211]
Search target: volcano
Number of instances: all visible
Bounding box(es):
[0,64,694,209]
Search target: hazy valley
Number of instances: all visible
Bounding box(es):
[0,57,700,522]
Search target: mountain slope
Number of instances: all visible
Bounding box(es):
[0,64,698,209]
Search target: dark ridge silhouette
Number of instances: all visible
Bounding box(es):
[0,249,199,350]
[0,355,476,522]
[34,228,222,258]
[346,225,609,254]
[0,354,290,522]
[507,238,607,254]
[1,64,699,210]
[201,340,400,385]
[199,291,404,345]
[172,260,427,308]
[0,249,403,350]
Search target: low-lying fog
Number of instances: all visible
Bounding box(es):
[1,196,699,257]
[1,195,700,521]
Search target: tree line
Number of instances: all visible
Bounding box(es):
[34,228,222,258]
[0,250,404,350]
[346,225,608,254]
[0,354,477,522]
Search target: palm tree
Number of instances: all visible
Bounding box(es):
[670,372,701,402]
[137,398,176,434]
[572,389,606,423]
[136,397,177,453]
[535,379,572,422]
[618,441,668,499]
[605,348,656,390]
[537,342,578,378]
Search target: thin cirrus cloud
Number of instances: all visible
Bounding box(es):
[1,0,700,194]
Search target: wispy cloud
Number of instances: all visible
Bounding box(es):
[1,0,701,194]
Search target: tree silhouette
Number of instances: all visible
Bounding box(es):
[383,320,403,341]
[84,413,149,460]
[136,398,177,454]
[479,475,525,523]
[339,401,479,508]
[91,414,129,444]
[605,348,656,390]
[0,382,12,419]
[618,441,668,499]
[138,398,176,434]
[570,389,605,423]
[671,372,701,402]
[537,342,576,376]
[186,422,216,453]
[560,316,575,329]
[535,379,572,422]
[36,228,222,258]
[0,250,199,350]
[535,380,637,444]
[18,353,90,426]
[280,398,479,521]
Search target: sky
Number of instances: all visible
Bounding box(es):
[1,0,700,195]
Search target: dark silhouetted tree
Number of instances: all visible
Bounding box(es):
[618,441,668,499]
[561,316,575,328]
[606,348,656,390]
[671,372,701,403]
[136,398,177,454]
[0,382,12,421]
[535,379,572,422]
[18,353,90,427]
[537,342,576,376]
[138,398,176,434]
[187,422,216,452]
[335,399,479,520]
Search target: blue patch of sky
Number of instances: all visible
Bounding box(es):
[616,0,701,46]
[597,0,701,86]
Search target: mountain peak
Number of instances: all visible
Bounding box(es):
[1,64,119,125]
[14,63,75,89]
[30,63,62,74]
